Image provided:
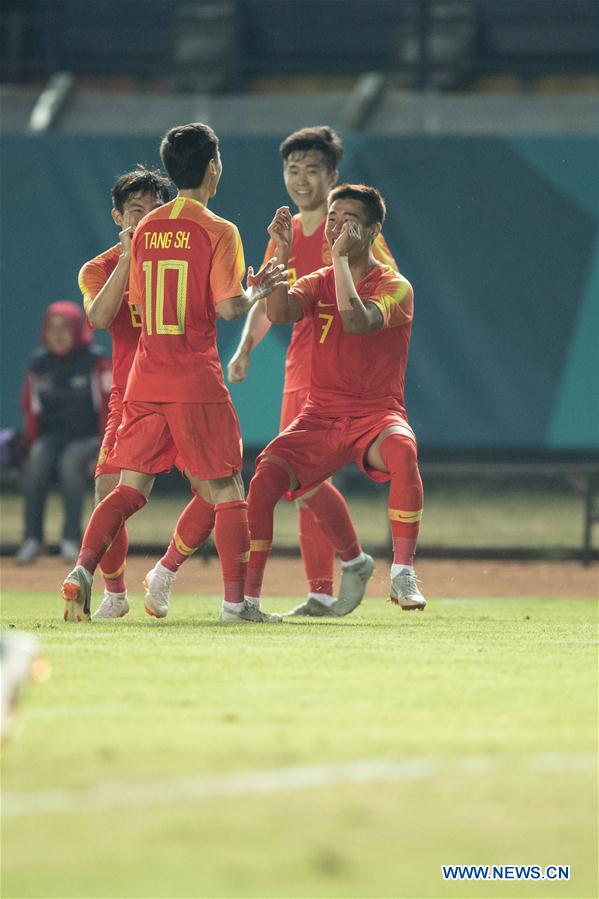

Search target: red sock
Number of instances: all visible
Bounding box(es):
[380,435,423,567]
[99,525,128,593]
[77,485,146,575]
[161,493,215,573]
[246,461,290,599]
[298,504,335,595]
[301,480,361,563]
[214,500,250,604]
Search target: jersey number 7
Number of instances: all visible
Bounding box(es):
[318,312,334,344]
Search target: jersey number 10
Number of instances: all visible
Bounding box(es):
[142,260,188,335]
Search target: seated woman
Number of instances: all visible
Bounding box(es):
[15,301,111,565]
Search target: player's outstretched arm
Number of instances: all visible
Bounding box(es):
[85,227,133,329]
[216,258,288,321]
[227,301,271,383]
[265,280,303,324]
[332,223,383,334]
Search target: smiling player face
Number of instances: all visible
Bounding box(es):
[325,198,375,253]
[283,150,338,213]
[112,191,164,233]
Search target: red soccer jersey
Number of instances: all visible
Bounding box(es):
[126,196,245,403]
[289,263,414,416]
[262,215,397,393]
[79,245,142,392]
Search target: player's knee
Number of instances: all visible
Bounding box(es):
[206,473,245,505]
[380,434,419,477]
[95,474,118,505]
[108,484,147,516]
[248,459,290,510]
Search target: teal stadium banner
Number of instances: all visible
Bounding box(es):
[1,134,597,452]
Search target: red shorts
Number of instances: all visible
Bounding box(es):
[279,388,309,431]
[95,388,124,477]
[259,410,416,500]
[109,400,243,480]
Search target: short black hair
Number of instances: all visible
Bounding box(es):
[280,126,343,172]
[111,166,171,212]
[160,123,219,189]
[328,183,386,225]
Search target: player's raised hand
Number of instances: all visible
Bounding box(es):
[267,206,293,254]
[118,226,133,258]
[227,348,250,383]
[246,257,288,302]
[332,221,362,258]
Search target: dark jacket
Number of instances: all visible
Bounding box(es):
[21,301,111,445]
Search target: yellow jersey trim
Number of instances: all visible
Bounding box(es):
[169,197,187,220]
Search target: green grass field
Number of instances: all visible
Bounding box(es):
[0,482,587,550]
[1,592,597,899]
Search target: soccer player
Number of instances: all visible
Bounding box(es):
[80,167,195,620]
[245,186,426,614]
[80,167,171,620]
[228,127,397,615]
[62,123,287,624]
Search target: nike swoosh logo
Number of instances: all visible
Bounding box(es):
[317,301,335,307]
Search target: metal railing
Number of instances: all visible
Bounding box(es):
[2,0,598,91]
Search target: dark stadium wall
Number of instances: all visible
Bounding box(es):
[1,133,597,453]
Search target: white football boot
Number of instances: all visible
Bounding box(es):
[286,595,336,617]
[62,565,92,622]
[143,563,176,618]
[92,591,130,620]
[219,599,282,623]
[332,554,375,616]
[389,568,426,611]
